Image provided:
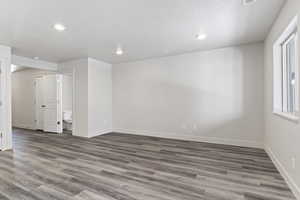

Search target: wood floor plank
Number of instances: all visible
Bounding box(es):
[0,128,296,200]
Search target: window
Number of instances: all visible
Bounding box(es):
[282,32,297,113]
[273,16,299,121]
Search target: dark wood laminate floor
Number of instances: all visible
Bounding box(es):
[0,128,296,200]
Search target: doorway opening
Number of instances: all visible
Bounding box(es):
[11,65,73,135]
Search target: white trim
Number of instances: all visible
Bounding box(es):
[12,55,58,71]
[34,77,44,130]
[88,129,112,138]
[56,74,63,133]
[273,110,299,123]
[71,67,76,136]
[266,146,300,200]
[273,15,299,121]
[113,128,264,149]
[0,55,12,151]
[274,16,298,47]
[12,124,35,130]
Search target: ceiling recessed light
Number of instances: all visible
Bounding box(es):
[242,0,256,6]
[33,57,39,60]
[54,23,66,31]
[116,47,123,55]
[196,34,207,40]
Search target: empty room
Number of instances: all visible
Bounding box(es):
[0,0,299,200]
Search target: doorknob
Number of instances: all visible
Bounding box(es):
[41,105,46,108]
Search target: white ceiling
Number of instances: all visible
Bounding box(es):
[0,0,285,64]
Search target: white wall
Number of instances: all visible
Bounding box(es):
[58,58,112,138]
[0,45,12,150]
[58,59,88,137]
[113,43,264,148]
[62,75,73,112]
[264,0,300,198]
[88,58,112,137]
[11,68,55,130]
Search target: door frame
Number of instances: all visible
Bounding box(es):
[34,77,44,130]
[2,54,78,150]
[35,73,75,135]
[66,68,76,136]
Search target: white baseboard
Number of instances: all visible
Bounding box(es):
[113,128,263,149]
[266,146,300,200]
[88,129,112,138]
[12,124,35,130]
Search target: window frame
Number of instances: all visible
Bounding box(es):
[281,32,297,114]
[273,16,299,122]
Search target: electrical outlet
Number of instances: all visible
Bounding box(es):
[292,157,296,169]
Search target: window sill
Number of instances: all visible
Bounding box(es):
[273,111,299,123]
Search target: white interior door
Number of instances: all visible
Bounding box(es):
[43,74,63,133]
[35,77,44,130]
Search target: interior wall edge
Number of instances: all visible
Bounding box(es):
[0,45,12,151]
[88,129,113,138]
[265,146,300,200]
